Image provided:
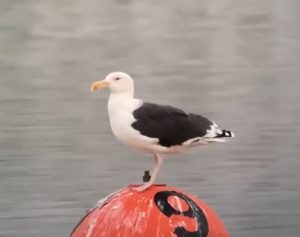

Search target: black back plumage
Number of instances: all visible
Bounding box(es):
[131,102,213,147]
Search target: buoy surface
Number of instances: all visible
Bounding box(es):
[70,185,230,237]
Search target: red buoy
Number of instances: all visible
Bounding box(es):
[70,184,230,237]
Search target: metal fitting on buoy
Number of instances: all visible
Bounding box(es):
[143,170,151,182]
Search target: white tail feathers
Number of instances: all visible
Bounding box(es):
[218,130,235,138]
[203,129,234,143]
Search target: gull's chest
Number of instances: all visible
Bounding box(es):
[107,100,139,143]
[109,109,135,136]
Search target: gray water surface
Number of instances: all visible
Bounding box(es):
[1,0,300,236]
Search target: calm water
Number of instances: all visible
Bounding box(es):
[0,0,300,236]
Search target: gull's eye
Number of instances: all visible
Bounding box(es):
[115,77,120,81]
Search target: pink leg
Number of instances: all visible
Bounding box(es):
[132,153,163,192]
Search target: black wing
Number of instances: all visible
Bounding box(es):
[131,102,213,147]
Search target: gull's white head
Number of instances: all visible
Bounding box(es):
[90,72,134,94]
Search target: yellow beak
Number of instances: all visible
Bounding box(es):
[90,80,110,92]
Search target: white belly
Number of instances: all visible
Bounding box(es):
[109,110,136,143]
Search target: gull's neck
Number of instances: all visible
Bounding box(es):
[109,90,134,101]
[108,90,135,112]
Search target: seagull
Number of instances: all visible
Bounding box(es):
[90,72,234,191]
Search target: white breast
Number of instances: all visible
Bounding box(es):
[107,95,158,152]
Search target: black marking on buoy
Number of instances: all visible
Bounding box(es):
[154,191,209,237]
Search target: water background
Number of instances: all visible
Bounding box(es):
[0,0,300,236]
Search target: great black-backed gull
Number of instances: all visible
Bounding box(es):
[90,72,234,191]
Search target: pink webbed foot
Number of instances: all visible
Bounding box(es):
[130,182,153,192]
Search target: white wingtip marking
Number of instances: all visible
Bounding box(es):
[205,138,226,142]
